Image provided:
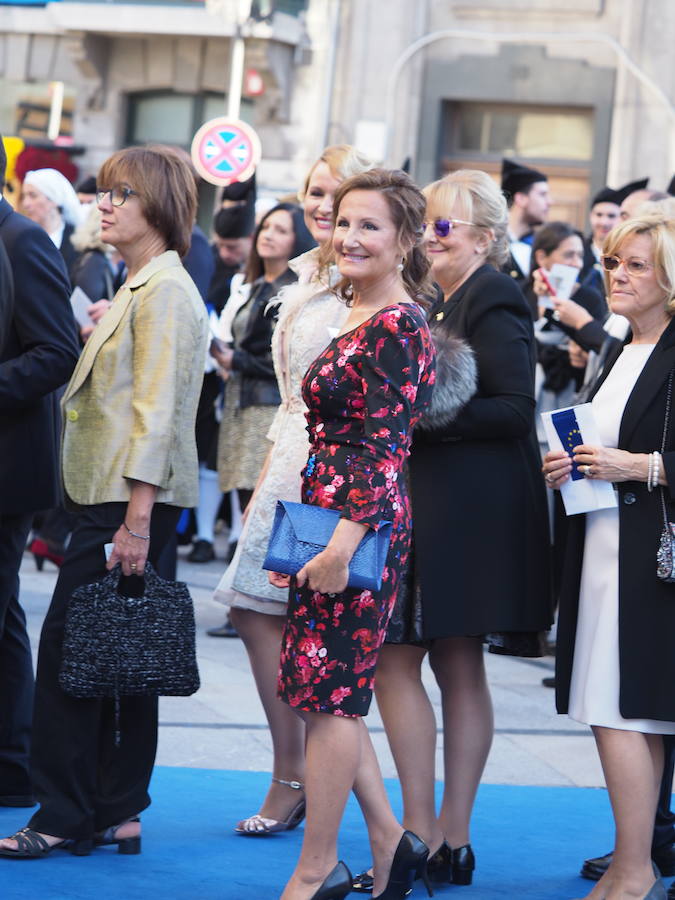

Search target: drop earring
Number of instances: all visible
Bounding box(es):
[397,257,404,272]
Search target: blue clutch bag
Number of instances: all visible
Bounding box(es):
[263,500,393,592]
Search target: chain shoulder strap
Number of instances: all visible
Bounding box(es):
[659,370,674,528]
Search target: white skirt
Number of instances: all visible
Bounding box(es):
[568,505,675,734]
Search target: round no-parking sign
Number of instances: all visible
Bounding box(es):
[191,117,262,187]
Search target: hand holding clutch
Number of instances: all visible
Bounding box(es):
[297,545,351,594]
[263,500,393,593]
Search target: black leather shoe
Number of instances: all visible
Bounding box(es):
[352,869,373,893]
[206,619,239,638]
[427,842,452,883]
[372,830,432,899]
[310,861,353,900]
[428,840,475,885]
[188,539,215,563]
[582,845,675,881]
[581,850,612,880]
[450,843,475,885]
[0,795,36,808]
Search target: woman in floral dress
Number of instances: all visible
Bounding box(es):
[269,169,435,900]
[213,146,373,836]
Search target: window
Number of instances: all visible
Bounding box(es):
[445,102,593,163]
[126,91,254,149]
[126,91,255,232]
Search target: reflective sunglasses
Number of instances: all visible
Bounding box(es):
[422,217,476,238]
[96,186,139,207]
[600,255,654,276]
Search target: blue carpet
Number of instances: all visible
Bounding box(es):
[0,768,665,899]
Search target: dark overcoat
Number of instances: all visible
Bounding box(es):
[556,317,675,722]
[410,264,552,639]
[0,197,79,515]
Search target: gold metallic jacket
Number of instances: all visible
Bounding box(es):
[62,251,209,508]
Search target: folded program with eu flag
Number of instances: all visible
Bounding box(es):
[541,403,618,515]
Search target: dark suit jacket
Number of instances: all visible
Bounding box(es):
[183,224,215,302]
[0,197,80,515]
[410,265,552,638]
[555,317,675,721]
[232,268,296,409]
[59,222,78,283]
[0,238,13,356]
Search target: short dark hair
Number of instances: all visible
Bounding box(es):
[0,135,6,190]
[97,145,197,257]
[244,203,314,284]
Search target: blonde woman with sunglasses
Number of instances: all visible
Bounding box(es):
[359,169,552,893]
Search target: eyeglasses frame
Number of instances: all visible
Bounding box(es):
[96,186,139,208]
[423,217,477,238]
[600,254,654,276]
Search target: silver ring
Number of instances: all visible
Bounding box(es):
[130,563,137,570]
[545,473,554,484]
[583,465,592,476]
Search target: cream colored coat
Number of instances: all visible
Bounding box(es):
[62,251,209,508]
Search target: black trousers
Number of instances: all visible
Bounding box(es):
[28,502,179,839]
[0,512,35,799]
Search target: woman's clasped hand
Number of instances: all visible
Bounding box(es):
[543,446,653,487]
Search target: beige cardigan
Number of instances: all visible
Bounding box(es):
[61,251,209,508]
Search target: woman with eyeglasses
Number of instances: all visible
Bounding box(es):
[0,145,209,860]
[359,170,552,892]
[543,214,675,900]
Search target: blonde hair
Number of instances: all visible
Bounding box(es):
[602,214,675,314]
[71,203,109,254]
[299,144,373,200]
[423,169,509,268]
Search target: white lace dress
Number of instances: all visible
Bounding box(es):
[213,251,348,614]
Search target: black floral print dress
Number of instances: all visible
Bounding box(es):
[277,303,435,717]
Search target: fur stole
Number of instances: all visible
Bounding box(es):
[420,332,477,430]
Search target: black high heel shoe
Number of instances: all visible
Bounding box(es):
[94,816,141,855]
[427,841,475,886]
[373,830,433,900]
[310,861,353,900]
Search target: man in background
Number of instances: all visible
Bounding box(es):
[501,158,551,286]
[0,135,79,807]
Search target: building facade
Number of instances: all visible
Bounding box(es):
[1,0,673,225]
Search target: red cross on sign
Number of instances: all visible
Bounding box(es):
[191,117,261,187]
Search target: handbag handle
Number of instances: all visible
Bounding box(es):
[113,562,161,598]
[659,370,674,530]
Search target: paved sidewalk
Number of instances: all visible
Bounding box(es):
[18,539,603,789]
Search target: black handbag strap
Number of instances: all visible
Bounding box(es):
[659,370,674,529]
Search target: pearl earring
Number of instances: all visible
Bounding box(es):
[397,257,404,272]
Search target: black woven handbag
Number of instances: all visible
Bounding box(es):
[59,563,200,700]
